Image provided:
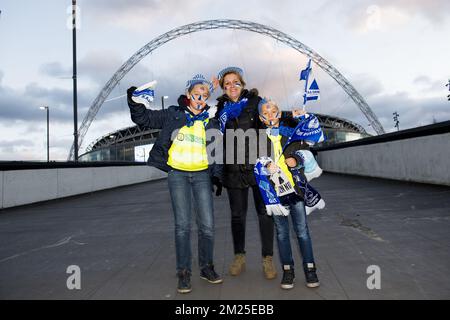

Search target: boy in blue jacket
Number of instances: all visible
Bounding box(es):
[127,74,223,294]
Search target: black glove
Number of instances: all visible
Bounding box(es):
[211,176,223,196]
[127,86,137,99]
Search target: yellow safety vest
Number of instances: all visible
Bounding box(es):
[268,133,295,187]
[167,119,209,171]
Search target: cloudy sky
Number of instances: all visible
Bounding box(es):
[0,0,449,161]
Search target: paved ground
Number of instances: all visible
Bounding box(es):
[0,173,449,300]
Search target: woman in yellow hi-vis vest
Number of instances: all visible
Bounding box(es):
[127,74,223,294]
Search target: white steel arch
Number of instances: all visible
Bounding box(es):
[69,19,385,159]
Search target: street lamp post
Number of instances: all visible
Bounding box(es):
[72,0,79,161]
[109,135,117,161]
[40,106,49,162]
[161,96,169,110]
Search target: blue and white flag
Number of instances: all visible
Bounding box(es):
[283,113,325,148]
[304,78,320,104]
[299,59,311,81]
[299,59,320,107]
[131,80,157,108]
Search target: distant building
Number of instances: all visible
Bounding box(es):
[314,113,371,146]
[78,113,370,162]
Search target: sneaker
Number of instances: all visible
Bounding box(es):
[229,253,246,276]
[200,264,223,284]
[177,269,192,294]
[262,256,277,280]
[280,265,295,289]
[304,263,320,288]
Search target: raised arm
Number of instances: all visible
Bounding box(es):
[127,86,168,129]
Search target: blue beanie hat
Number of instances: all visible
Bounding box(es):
[185,74,214,93]
[217,66,244,80]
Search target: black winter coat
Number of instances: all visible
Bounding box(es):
[215,89,262,189]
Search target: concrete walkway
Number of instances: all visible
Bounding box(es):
[0,173,449,300]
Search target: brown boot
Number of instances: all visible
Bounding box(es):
[262,256,277,280]
[229,254,246,276]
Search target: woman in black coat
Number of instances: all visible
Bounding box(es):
[214,67,277,280]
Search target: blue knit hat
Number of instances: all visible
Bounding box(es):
[217,66,244,81]
[257,97,268,114]
[185,74,214,93]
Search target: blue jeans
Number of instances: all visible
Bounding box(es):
[168,169,215,273]
[273,200,315,270]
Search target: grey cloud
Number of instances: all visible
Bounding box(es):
[370,92,450,131]
[81,0,201,33]
[0,139,34,148]
[324,0,450,31]
[413,75,431,85]
[350,74,384,97]
[80,0,323,39]
[78,51,124,85]
[413,75,446,92]
[0,146,15,155]
[39,62,71,78]
[389,0,450,24]
[0,52,127,124]
[48,136,74,149]
[0,79,91,123]
[41,51,125,86]
[0,139,37,160]
[3,50,162,138]
[84,0,164,13]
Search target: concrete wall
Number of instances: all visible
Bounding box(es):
[0,166,166,209]
[317,132,450,186]
[0,171,3,208]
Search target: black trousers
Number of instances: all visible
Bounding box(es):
[226,185,274,257]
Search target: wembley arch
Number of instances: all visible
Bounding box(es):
[69,19,385,160]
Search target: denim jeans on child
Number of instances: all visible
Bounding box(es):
[273,200,315,269]
[168,169,215,272]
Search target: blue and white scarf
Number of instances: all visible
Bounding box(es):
[254,114,326,216]
[267,125,294,137]
[283,113,325,149]
[254,157,325,216]
[290,167,325,215]
[293,149,323,181]
[254,157,292,216]
[185,111,209,127]
[218,98,248,133]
